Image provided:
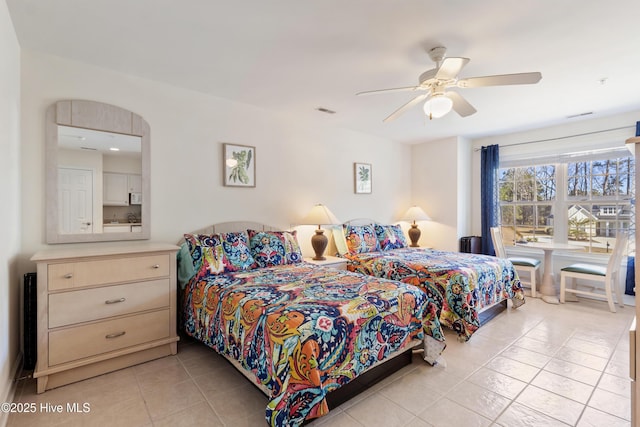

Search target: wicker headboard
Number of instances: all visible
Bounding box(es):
[344,218,379,226]
[177,221,283,246]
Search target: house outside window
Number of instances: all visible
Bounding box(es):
[498,152,634,254]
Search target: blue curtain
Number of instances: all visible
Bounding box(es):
[481,144,500,255]
[626,256,635,296]
[626,121,640,295]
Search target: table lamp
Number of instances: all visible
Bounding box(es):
[301,204,341,260]
[401,206,431,247]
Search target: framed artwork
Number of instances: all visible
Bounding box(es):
[223,143,256,187]
[354,162,372,194]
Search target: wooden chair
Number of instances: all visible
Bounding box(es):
[490,227,541,297]
[560,231,629,312]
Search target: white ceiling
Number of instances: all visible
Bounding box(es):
[7,0,640,144]
[58,125,141,154]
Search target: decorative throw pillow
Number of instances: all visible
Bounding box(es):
[183,233,227,277]
[177,242,196,289]
[247,230,303,268]
[331,225,349,256]
[219,231,257,272]
[375,224,408,251]
[343,224,380,254]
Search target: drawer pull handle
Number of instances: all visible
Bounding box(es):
[64,273,73,279]
[152,264,160,269]
[105,331,126,339]
[105,298,126,305]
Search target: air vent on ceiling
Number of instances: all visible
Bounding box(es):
[316,107,336,114]
[567,112,593,119]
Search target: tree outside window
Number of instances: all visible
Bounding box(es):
[499,165,555,244]
[498,155,634,253]
[567,156,634,253]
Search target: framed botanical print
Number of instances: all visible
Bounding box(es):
[223,143,255,187]
[354,162,372,194]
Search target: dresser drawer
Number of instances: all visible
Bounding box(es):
[48,254,170,290]
[49,309,170,366]
[48,279,170,328]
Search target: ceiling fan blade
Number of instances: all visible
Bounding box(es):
[457,72,542,88]
[445,92,477,117]
[383,93,429,122]
[357,86,421,96]
[435,57,470,80]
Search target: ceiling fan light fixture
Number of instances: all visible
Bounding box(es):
[423,95,453,119]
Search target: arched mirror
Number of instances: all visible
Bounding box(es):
[46,100,150,243]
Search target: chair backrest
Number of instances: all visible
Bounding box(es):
[607,231,629,276]
[490,227,507,258]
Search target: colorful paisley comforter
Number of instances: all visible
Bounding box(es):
[343,248,525,341]
[181,263,444,427]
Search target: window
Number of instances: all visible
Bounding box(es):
[499,165,556,244]
[600,206,617,216]
[565,156,634,253]
[498,153,634,253]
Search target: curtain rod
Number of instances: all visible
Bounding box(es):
[474,125,635,151]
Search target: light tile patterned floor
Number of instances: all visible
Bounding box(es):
[7,297,635,426]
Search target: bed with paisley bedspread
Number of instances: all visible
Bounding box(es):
[337,222,526,341]
[178,222,446,427]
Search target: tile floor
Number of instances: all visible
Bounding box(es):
[7,297,636,427]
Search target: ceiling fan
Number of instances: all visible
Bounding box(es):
[357,46,542,121]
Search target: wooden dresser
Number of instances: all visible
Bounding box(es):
[31,243,180,393]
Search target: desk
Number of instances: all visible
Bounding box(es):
[517,242,583,304]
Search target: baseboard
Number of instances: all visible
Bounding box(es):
[0,353,22,427]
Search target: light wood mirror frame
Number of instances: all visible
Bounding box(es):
[46,100,151,243]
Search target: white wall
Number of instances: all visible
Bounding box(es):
[19,50,412,263]
[0,1,21,424]
[411,136,473,251]
[456,138,473,239]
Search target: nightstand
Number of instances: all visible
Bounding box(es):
[305,256,347,270]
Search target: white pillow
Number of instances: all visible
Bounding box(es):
[331,225,348,256]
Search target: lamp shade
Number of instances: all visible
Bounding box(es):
[301,204,341,226]
[401,206,431,248]
[423,95,453,119]
[401,206,431,223]
[302,204,341,261]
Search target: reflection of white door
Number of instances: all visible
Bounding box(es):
[58,168,93,234]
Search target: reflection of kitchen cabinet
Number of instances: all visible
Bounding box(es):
[103,224,143,233]
[103,173,141,206]
[103,225,131,233]
[128,174,141,193]
[103,173,129,206]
